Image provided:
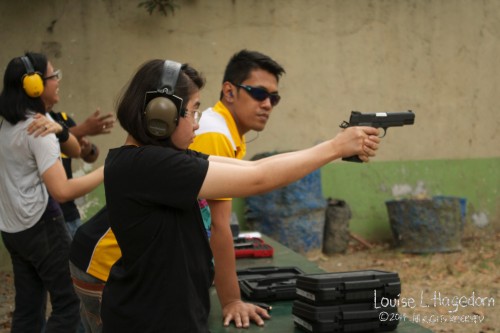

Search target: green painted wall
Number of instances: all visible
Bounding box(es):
[79,183,106,222]
[235,157,500,241]
[321,157,499,240]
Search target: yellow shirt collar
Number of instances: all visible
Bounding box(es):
[212,101,246,158]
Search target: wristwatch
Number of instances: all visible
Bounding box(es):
[56,121,70,143]
[89,143,97,156]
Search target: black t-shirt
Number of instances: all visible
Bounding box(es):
[101,145,213,333]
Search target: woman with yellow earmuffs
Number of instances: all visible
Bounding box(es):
[0,52,104,332]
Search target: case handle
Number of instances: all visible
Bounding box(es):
[344,279,381,290]
[343,309,378,321]
[344,321,379,332]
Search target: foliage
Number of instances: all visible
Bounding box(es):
[138,0,179,16]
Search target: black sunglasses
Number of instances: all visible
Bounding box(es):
[234,84,281,107]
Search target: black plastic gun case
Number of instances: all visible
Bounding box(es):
[292,300,399,333]
[295,270,401,305]
[236,266,305,301]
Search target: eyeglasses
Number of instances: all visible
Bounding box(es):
[183,109,202,124]
[234,83,281,107]
[43,69,62,81]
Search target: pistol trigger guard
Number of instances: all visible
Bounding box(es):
[379,128,387,138]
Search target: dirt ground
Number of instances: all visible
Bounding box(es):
[313,225,499,333]
[0,226,498,333]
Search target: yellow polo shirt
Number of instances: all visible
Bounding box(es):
[190,101,246,159]
[189,101,246,200]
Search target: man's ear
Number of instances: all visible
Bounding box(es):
[222,82,234,101]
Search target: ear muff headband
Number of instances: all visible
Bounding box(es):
[160,60,181,94]
[143,60,184,138]
[21,56,44,98]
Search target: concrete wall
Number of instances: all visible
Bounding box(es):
[1,0,499,268]
[1,0,499,161]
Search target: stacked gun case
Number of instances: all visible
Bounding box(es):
[293,270,401,333]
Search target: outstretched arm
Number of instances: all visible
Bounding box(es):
[42,161,104,203]
[200,126,380,200]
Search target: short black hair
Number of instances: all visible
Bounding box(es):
[116,59,205,146]
[220,49,285,100]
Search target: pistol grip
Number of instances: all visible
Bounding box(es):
[342,155,363,163]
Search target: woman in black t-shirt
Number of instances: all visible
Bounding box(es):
[101,59,381,333]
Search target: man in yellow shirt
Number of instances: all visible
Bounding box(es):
[190,49,285,328]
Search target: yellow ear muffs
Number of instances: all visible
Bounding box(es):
[21,56,44,98]
[22,73,44,97]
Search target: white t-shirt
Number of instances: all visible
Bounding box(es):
[0,114,60,232]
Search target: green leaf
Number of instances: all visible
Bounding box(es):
[137,0,179,16]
